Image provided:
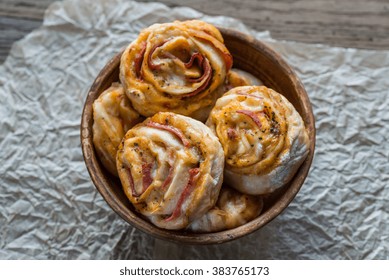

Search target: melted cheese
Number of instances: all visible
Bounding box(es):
[188,187,263,232]
[120,20,232,122]
[206,85,310,195]
[92,83,142,176]
[117,112,224,230]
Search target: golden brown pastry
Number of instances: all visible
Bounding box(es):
[92,83,143,176]
[116,112,224,230]
[206,86,310,195]
[188,187,263,232]
[225,68,263,90]
[120,20,232,122]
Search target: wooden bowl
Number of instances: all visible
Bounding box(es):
[80,28,316,244]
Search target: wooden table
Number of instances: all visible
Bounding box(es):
[1,0,389,63]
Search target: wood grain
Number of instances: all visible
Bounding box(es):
[1,0,389,63]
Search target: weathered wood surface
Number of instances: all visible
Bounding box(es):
[1,0,389,63]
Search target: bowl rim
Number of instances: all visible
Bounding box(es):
[80,27,316,245]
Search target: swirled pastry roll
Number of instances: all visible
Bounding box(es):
[225,69,263,90]
[206,86,310,195]
[188,187,263,233]
[120,20,233,122]
[116,112,224,230]
[92,83,143,176]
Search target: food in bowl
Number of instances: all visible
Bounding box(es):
[84,20,314,239]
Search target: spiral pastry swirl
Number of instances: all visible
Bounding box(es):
[188,187,263,233]
[225,68,263,91]
[207,86,310,195]
[116,112,224,230]
[92,83,143,176]
[120,20,232,122]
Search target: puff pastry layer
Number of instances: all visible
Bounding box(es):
[207,86,310,195]
[92,83,143,176]
[188,187,263,233]
[225,68,263,90]
[116,112,224,230]
[120,20,232,122]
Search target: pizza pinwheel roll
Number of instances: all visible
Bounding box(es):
[116,112,224,230]
[225,68,263,90]
[120,20,232,122]
[206,86,310,195]
[92,83,143,176]
[188,187,263,233]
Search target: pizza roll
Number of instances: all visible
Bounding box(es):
[206,86,310,195]
[225,68,263,90]
[92,83,143,176]
[116,112,224,230]
[188,187,263,233]
[120,20,232,122]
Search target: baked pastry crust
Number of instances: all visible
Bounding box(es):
[225,68,263,90]
[120,20,232,122]
[116,112,224,230]
[188,187,263,232]
[92,83,142,176]
[206,86,310,195]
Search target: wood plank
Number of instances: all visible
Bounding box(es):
[0,0,54,19]
[0,16,42,62]
[1,0,389,64]
[158,0,389,49]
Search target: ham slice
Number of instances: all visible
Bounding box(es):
[193,35,233,70]
[146,121,190,147]
[160,164,174,190]
[147,40,169,70]
[126,167,138,197]
[142,162,154,193]
[165,168,200,221]
[227,127,238,140]
[180,52,212,98]
[236,110,263,129]
[126,162,154,197]
[184,52,203,69]
[134,42,146,80]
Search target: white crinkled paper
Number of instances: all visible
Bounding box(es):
[1,0,388,259]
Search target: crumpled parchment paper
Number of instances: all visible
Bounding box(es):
[1,0,388,260]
